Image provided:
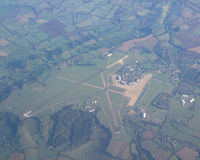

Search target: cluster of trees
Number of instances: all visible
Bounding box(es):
[0,112,21,159]
[48,106,111,150]
[176,82,197,95]
[66,55,92,66]
[182,67,200,86]
[151,92,171,109]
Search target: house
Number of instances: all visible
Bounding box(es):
[107,53,113,57]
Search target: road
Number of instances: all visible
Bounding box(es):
[58,76,124,95]
[34,68,104,109]
[100,73,119,130]
[106,55,128,69]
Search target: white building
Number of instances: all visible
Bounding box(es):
[181,99,186,106]
[190,98,195,103]
[141,112,147,118]
[89,109,95,113]
[107,53,113,57]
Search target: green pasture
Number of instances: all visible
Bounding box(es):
[195,26,200,34]
[109,92,123,105]
[142,140,159,154]
[18,126,38,160]
[59,65,100,81]
[85,74,104,87]
[96,110,110,129]
[169,97,194,121]
[97,92,115,130]
[169,155,179,160]
[138,79,172,106]
[63,143,103,160]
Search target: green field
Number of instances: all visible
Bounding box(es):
[138,79,172,106]
[18,126,38,160]
[109,92,124,105]
[86,74,104,87]
[169,97,194,121]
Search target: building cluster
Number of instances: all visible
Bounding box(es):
[83,98,99,113]
[180,94,195,106]
[116,63,143,85]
